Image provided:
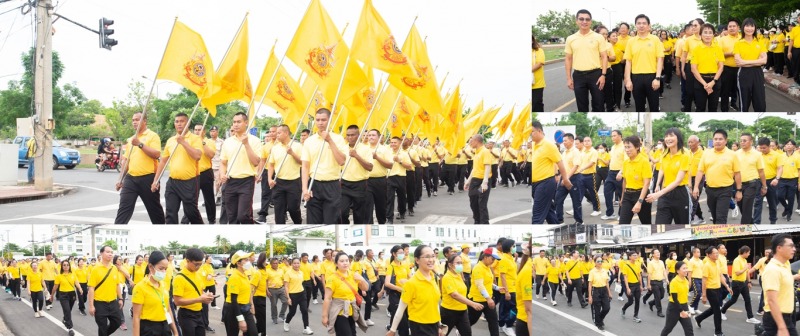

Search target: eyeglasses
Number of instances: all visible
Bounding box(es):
[577,17,591,22]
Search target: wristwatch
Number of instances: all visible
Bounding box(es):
[637,198,644,204]
[137,143,144,149]
[736,188,742,192]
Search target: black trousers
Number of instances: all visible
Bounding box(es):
[306,180,341,224]
[405,170,416,211]
[631,73,659,112]
[115,173,166,224]
[792,47,800,84]
[177,308,204,336]
[139,320,171,336]
[94,300,122,336]
[387,175,407,221]
[705,184,732,224]
[532,88,544,112]
[755,181,778,224]
[531,176,559,224]
[223,176,255,224]
[619,191,652,224]
[253,296,267,334]
[622,283,642,317]
[333,315,357,336]
[441,307,471,336]
[501,161,515,185]
[777,178,798,220]
[443,164,457,192]
[421,166,431,197]
[738,67,766,112]
[763,312,799,336]
[429,163,440,192]
[515,319,530,336]
[165,177,203,224]
[31,290,44,312]
[555,175,583,223]
[591,288,610,327]
[660,302,693,336]
[273,178,302,224]
[720,66,739,111]
[468,179,490,224]
[604,169,622,216]
[197,169,216,222]
[682,63,696,111]
[696,287,723,334]
[603,67,616,111]
[415,165,424,200]
[721,280,753,318]
[647,280,665,314]
[655,186,691,224]
[59,291,76,329]
[566,278,585,306]
[222,304,257,336]
[458,164,467,191]
[489,164,498,188]
[302,280,314,312]
[693,74,722,111]
[45,280,55,305]
[737,180,760,224]
[340,179,369,224]
[367,177,388,224]
[572,68,604,112]
[690,176,704,221]
[611,63,625,108]
[78,283,88,312]
[285,291,309,328]
[388,291,409,336]
[468,300,499,336]
[257,170,273,218]
[774,52,786,74]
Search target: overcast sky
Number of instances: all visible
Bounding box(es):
[0,0,530,119]
[541,113,800,131]
[534,0,703,29]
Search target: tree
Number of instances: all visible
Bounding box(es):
[409,239,423,247]
[652,112,693,141]
[534,9,603,41]
[695,0,800,27]
[754,116,796,143]
[102,240,118,251]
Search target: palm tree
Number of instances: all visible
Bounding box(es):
[214,235,223,254]
[219,238,231,254]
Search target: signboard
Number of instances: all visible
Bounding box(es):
[576,233,587,244]
[249,127,259,138]
[542,125,576,145]
[598,129,611,137]
[352,229,363,237]
[691,225,753,239]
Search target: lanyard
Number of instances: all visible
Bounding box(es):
[150,282,167,312]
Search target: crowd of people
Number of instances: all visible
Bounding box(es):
[532,10,800,112]
[0,247,266,336]
[114,108,535,224]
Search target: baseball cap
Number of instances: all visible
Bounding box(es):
[461,244,470,250]
[483,248,501,259]
[231,251,254,265]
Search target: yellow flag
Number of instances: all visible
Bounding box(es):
[201,17,252,117]
[156,21,215,103]
[387,23,443,118]
[479,106,502,131]
[511,102,532,149]
[388,93,416,138]
[493,108,515,136]
[343,64,377,128]
[286,0,367,106]
[371,84,399,132]
[443,85,463,156]
[252,45,308,127]
[463,100,485,135]
[351,0,415,79]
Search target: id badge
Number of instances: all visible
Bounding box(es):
[165,308,173,324]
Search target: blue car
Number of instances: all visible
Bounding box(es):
[14,136,81,169]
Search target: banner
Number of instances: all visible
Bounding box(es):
[691,225,753,239]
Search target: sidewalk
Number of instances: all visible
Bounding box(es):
[0,183,77,204]
[764,71,800,102]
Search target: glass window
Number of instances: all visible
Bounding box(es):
[372,225,379,236]
[387,226,394,236]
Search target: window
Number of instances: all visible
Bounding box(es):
[67,245,72,252]
[343,229,348,238]
[387,226,394,236]
[462,229,465,237]
[58,245,63,251]
[372,225,379,236]
[428,227,432,231]
[58,228,63,233]
[436,228,444,237]
[448,228,451,237]
[473,230,477,238]
[67,237,73,242]
[622,226,632,238]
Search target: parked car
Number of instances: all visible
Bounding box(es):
[14,136,81,169]
[210,258,222,268]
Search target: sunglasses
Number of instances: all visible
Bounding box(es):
[577,17,592,22]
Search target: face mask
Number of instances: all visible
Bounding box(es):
[672,256,677,260]
[243,262,253,270]
[153,270,166,281]
[657,144,663,149]
[397,254,405,261]
[623,255,628,260]
[455,265,464,273]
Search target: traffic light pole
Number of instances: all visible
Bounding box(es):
[33,0,53,191]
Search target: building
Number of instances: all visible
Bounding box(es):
[548,224,652,253]
[50,225,133,258]
[340,225,531,254]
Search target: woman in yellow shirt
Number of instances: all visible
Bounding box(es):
[736,18,768,112]
[660,30,675,91]
[388,245,442,336]
[131,251,179,336]
[617,136,653,224]
[27,260,46,317]
[646,128,691,224]
[771,27,786,75]
[201,256,219,310]
[223,251,257,336]
[75,257,89,316]
[6,259,21,300]
[322,252,370,335]
[689,24,725,111]
[114,255,132,331]
[546,259,561,305]
[384,245,411,335]
[660,261,692,335]
[253,253,268,335]
[440,254,484,336]
[283,257,311,334]
[52,260,83,336]
[311,255,324,304]
[532,35,545,112]
[666,252,679,287]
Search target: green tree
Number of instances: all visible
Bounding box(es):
[102,240,118,251]
[652,112,693,141]
[409,239,423,247]
[534,9,603,41]
[754,116,796,143]
[695,0,800,27]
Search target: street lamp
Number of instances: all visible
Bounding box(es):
[602,7,616,27]
[141,75,168,98]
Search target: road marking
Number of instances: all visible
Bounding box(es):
[58,183,119,195]
[553,98,576,112]
[490,209,531,223]
[18,297,86,336]
[33,214,151,224]
[532,300,618,336]
[545,65,565,72]
[418,215,467,224]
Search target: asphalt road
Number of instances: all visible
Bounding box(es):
[541,61,799,112]
[2,167,538,224]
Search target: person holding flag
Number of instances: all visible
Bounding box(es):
[387,137,414,224]
[219,112,262,224]
[301,108,349,224]
[339,125,373,224]
[256,126,277,224]
[366,129,393,224]
[114,112,165,224]
[185,124,218,224]
[264,125,304,224]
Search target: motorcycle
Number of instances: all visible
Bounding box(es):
[95,150,120,172]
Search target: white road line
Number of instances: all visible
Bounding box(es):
[532,299,618,336]
[545,65,565,72]
[33,214,151,224]
[58,183,119,194]
[490,209,531,223]
[18,296,86,336]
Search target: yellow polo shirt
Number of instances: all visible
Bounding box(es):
[780,152,800,179]
[688,148,703,177]
[533,256,550,276]
[125,129,161,177]
[563,146,581,172]
[581,147,598,174]
[501,147,518,162]
[28,271,43,291]
[300,133,349,181]
[533,48,546,89]
[369,144,392,178]
[690,42,724,73]
[622,153,652,190]
[736,148,764,182]
[470,146,493,179]
[688,257,704,279]
[87,263,120,302]
[610,41,625,66]
[39,260,57,281]
[733,38,765,61]
[260,141,274,162]
[268,141,303,180]
[225,269,251,305]
[703,259,721,289]
[762,150,785,179]
[622,259,642,283]
[469,262,493,302]
[564,30,608,71]
[250,268,267,297]
[220,133,263,178]
[172,268,204,311]
[341,143,372,182]
[731,256,749,282]
[401,271,441,324]
[719,34,739,67]
[389,149,412,177]
[597,151,610,168]
[661,150,690,186]
[588,267,610,287]
[131,277,170,322]
[516,261,533,323]
[441,271,468,311]
[698,147,740,187]
[489,147,501,165]
[498,253,518,292]
[624,34,664,74]
[199,137,216,172]
[283,268,304,294]
[683,35,703,62]
[772,33,786,53]
[163,133,203,180]
[609,142,625,170]
[55,272,77,292]
[647,259,666,281]
[326,270,358,315]
[762,259,795,313]
[669,276,690,304]
[531,140,561,182]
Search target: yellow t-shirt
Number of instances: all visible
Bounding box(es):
[688,148,703,177]
[731,256,749,282]
[341,143,372,182]
[580,147,598,174]
[734,38,765,61]
[385,261,410,290]
[200,263,215,287]
[668,276,689,304]
[326,270,358,315]
[498,253,518,293]
[172,269,204,311]
[87,263,121,302]
[588,267,610,287]
[621,259,642,284]
[368,144,392,178]
[468,262,493,302]
[736,148,763,182]
[388,149,412,177]
[39,260,57,281]
[790,26,800,48]
[563,146,581,172]
[252,268,267,297]
[564,30,608,71]
[125,129,161,177]
[666,259,677,273]
[647,259,666,281]
[683,34,703,62]
[532,256,550,276]
[564,259,582,280]
[501,147,518,162]
[610,41,625,66]
[401,271,441,324]
[719,34,739,67]
[703,259,721,289]
[300,133,349,181]
[441,271,468,311]
[780,152,800,179]
[299,261,313,281]
[268,140,303,180]
[131,263,147,285]
[55,272,77,292]
[516,261,533,322]
[622,153,652,190]
[762,259,795,313]
[28,271,44,292]
[264,267,284,289]
[225,270,251,305]
[198,137,216,172]
[470,146,493,179]
[698,147,740,187]
[688,257,704,279]
[131,277,169,322]
[283,268,304,294]
[533,48,546,89]
[772,33,786,53]
[609,142,625,170]
[74,266,89,284]
[597,151,610,168]
[660,150,690,186]
[762,150,785,179]
[690,42,724,74]
[624,34,665,74]
[162,133,202,180]
[662,39,674,57]
[546,265,561,283]
[489,147,500,165]
[220,133,263,178]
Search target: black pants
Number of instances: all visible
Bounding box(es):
[705,184,732,224]
[222,304,256,336]
[531,177,559,224]
[489,164,497,188]
[622,283,642,317]
[468,179,490,224]
[619,191,652,224]
[468,300,499,336]
[774,52,786,74]
[755,181,778,223]
[500,161,515,186]
[604,169,622,216]
[738,67,766,112]
[94,300,122,336]
[429,163,440,192]
[254,296,266,334]
[721,280,753,318]
[532,88,544,112]
[78,283,88,312]
[792,47,800,84]
[340,179,369,224]
[31,290,44,312]
[334,315,357,336]
[302,280,313,311]
[371,279,382,306]
[8,278,20,298]
[535,275,547,296]
[690,176,704,221]
[611,63,625,108]
[660,301,693,336]
[648,280,665,314]
[580,173,599,211]
[767,51,775,70]
[388,291,409,336]
[693,74,721,111]
[441,307,471,336]
[257,170,273,218]
[696,287,723,334]
[223,176,255,224]
[720,65,739,111]
[462,163,471,189]
[603,67,616,111]
[555,175,583,223]
[405,170,416,211]
[778,178,798,220]
[595,167,608,192]
[387,175,407,220]
[682,63,695,111]
[273,178,302,224]
[177,308,204,336]
[306,180,341,224]
[763,312,799,336]
[515,319,530,336]
[572,68,604,112]
[45,280,55,305]
[285,291,309,328]
[415,165,424,200]
[566,278,585,306]
[631,73,659,112]
[421,166,431,197]
[165,177,203,224]
[197,169,216,222]
[443,164,457,193]
[655,186,691,224]
[591,288,610,327]
[367,177,388,223]
[140,320,171,336]
[409,321,438,336]
[115,173,166,224]
[737,180,760,224]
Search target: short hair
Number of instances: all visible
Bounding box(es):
[185,248,205,262]
[739,246,751,254]
[713,129,728,139]
[612,130,622,137]
[700,23,716,35]
[786,139,796,146]
[772,233,793,252]
[532,121,543,131]
[99,246,112,254]
[618,22,629,29]
[391,136,402,142]
[563,133,574,141]
[346,125,359,132]
[277,124,290,133]
[369,129,381,136]
[472,134,485,144]
[175,112,189,119]
[635,14,650,25]
[46,252,53,256]
[705,246,716,255]
[623,136,641,150]
[301,129,311,135]
[316,108,332,117]
[683,24,692,32]
[741,133,753,141]
[576,9,591,19]
[692,18,705,26]
[758,137,771,146]
[233,112,248,120]
[727,18,740,26]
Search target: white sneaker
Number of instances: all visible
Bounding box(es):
[590,211,601,216]
[746,317,761,324]
[566,210,573,216]
[500,326,507,335]
[387,310,391,317]
[535,294,540,299]
[720,313,727,321]
[618,297,624,301]
[303,326,314,334]
[689,307,695,314]
[505,326,517,336]
[601,215,617,220]
[366,319,374,326]
[695,309,703,314]
[542,295,548,300]
[46,305,52,310]
[795,208,800,214]
[284,322,290,332]
[552,300,557,306]
[212,306,221,310]
[313,299,319,304]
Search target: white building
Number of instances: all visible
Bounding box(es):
[51,225,133,258]
[339,225,531,254]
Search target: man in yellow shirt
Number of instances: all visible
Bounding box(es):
[466,134,494,224]
[555,133,585,224]
[264,124,304,224]
[720,245,759,323]
[255,126,277,223]
[152,112,204,224]
[695,246,732,335]
[564,9,608,112]
[761,233,800,335]
[39,252,57,309]
[87,245,123,336]
[486,142,499,189]
[114,111,165,224]
[693,129,742,224]
[499,140,518,187]
[777,139,800,222]
[532,250,550,299]
[402,137,422,214]
[192,124,218,224]
[173,248,215,334]
[602,130,624,220]
[789,16,800,85]
[429,139,446,196]
[339,125,373,224]
[624,14,664,112]
[736,133,767,224]
[387,137,413,223]
[564,251,587,308]
[301,108,349,224]
[530,121,573,224]
[577,136,601,216]
[366,129,393,224]
[719,19,741,112]
[755,137,785,224]
[645,249,666,316]
[687,135,706,223]
[220,112,263,223]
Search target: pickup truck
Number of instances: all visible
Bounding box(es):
[14,136,82,170]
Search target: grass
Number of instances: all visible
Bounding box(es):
[76,163,96,169]
[542,46,565,62]
[78,148,96,155]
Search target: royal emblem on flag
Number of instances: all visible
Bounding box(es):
[276,77,296,102]
[270,99,289,112]
[183,53,208,87]
[362,88,375,111]
[381,36,407,65]
[390,113,398,128]
[401,63,429,89]
[399,98,410,115]
[306,44,337,78]
[419,110,430,122]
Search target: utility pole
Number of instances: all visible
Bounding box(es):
[33,0,54,191]
[644,112,652,147]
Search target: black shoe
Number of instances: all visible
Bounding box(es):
[567,302,573,307]
[209,220,216,224]
[621,308,626,316]
[581,303,588,308]
[206,327,215,333]
[79,310,86,316]
[408,210,414,217]
[695,316,701,328]
[625,102,631,108]
[372,304,379,310]
[257,215,266,223]
[598,325,605,331]
[643,296,648,304]
[657,312,665,317]
[273,318,278,324]
[666,83,671,89]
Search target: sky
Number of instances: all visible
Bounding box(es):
[541,112,799,131]
[0,0,530,121]
[534,0,704,29]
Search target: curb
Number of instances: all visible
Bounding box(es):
[764,73,800,102]
[544,58,565,65]
[0,184,78,204]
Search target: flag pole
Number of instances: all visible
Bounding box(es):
[117,17,179,186]
[339,79,389,180]
[272,86,319,179]
[152,13,249,188]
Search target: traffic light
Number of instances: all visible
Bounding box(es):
[99,17,117,50]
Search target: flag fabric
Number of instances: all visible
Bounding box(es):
[343,64,377,129]
[463,100,485,136]
[511,102,532,149]
[252,45,308,127]
[285,0,367,106]
[493,108,515,136]
[156,21,215,105]
[443,85,463,156]
[351,0,415,79]
[201,16,252,117]
[478,105,502,131]
[387,23,443,118]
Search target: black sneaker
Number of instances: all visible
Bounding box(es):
[598,325,605,331]
[408,210,414,217]
[257,215,267,223]
[206,327,215,333]
[625,102,631,108]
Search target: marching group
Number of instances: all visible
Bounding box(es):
[532,10,800,112]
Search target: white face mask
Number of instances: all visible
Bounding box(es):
[622,255,629,260]
[672,256,677,260]
[397,254,405,261]
[243,262,253,270]
[153,270,166,281]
